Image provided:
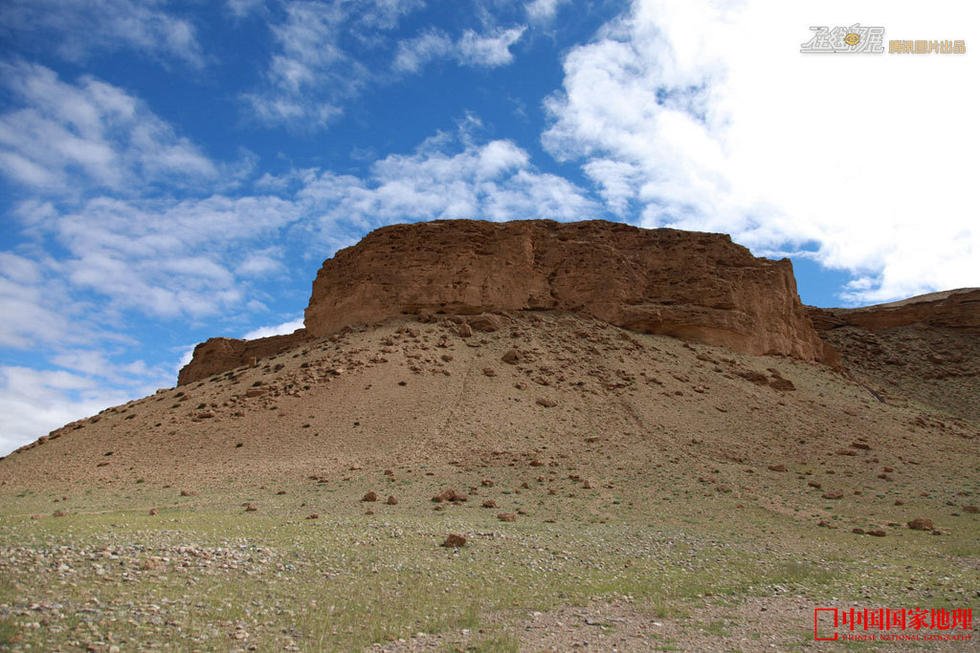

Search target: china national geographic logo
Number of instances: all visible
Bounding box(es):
[801,24,967,55]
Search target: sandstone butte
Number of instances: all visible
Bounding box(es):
[179,219,837,385]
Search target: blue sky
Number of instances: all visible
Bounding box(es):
[1,0,977,454]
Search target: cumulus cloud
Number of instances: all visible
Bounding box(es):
[543,0,980,303]
[242,317,305,340]
[0,62,218,196]
[0,0,204,67]
[298,132,597,239]
[395,26,527,72]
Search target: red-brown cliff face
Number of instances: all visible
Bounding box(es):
[178,219,834,385]
[305,219,832,359]
[806,288,980,332]
[176,331,309,386]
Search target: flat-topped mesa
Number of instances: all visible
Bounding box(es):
[178,219,834,384]
[807,288,980,332]
[305,219,834,362]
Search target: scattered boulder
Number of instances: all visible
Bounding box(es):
[432,488,467,503]
[385,495,398,505]
[767,464,788,472]
[768,377,796,391]
[962,505,978,514]
[141,557,165,571]
[501,349,521,364]
[497,512,516,522]
[868,529,887,537]
[737,370,769,386]
[536,398,557,408]
[149,508,158,515]
[456,323,473,338]
[822,490,844,500]
[361,491,378,502]
[180,490,197,497]
[306,513,319,519]
[908,517,934,531]
[244,503,257,512]
[441,533,467,547]
[482,500,497,508]
[483,367,497,377]
[468,314,503,332]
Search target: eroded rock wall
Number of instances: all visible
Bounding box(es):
[304,220,832,362]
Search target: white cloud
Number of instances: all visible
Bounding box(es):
[227,0,265,18]
[0,62,218,196]
[0,253,96,349]
[525,0,570,24]
[393,30,454,72]
[237,251,286,277]
[543,0,980,304]
[395,26,527,72]
[0,0,204,67]
[46,194,305,319]
[298,133,596,234]
[247,0,425,128]
[458,26,527,67]
[242,317,305,340]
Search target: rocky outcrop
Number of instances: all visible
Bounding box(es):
[179,219,836,385]
[304,220,833,362]
[177,330,308,385]
[807,288,980,423]
[807,288,980,332]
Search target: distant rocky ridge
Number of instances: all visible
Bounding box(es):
[807,288,980,332]
[177,331,308,386]
[179,219,835,385]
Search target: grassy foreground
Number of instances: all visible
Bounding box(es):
[1,467,977,652]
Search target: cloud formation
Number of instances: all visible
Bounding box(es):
[525,0,570,24]
[297,132,596,245]
[0,62,218,196]
[246,0,426,127]
[544,0,980,303]
[394,26,527,72]
[0,0,204,67]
